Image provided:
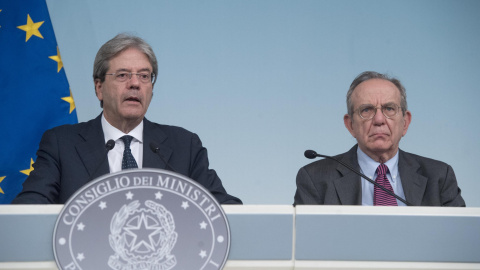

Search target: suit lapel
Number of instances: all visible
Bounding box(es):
[398,150,427,206]
[75,114,110,180]
[333,146,362,205]
[142,119,173,169]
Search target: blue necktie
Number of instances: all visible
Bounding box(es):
[121,135,138,170]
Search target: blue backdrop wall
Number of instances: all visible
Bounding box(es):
[46,0,480,206]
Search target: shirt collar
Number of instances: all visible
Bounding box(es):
[101,114,144,143]
[357,147,399,178]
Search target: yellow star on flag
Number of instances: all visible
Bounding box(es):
[20,158,35,176]
[62,89,76,114]
[0,176,5,194]
[49,47,64,73]
[17,14,44,42]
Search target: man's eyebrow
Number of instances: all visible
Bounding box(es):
[113,68,130,73]
[137,68,152,73]
[113,68,152,73]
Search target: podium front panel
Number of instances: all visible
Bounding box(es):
[295,206,480,263]
[2,205,480,270]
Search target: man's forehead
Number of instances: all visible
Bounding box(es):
[352,79,401,104]
[109,48,152,70]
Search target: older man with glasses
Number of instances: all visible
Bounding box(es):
[13,33,242,205]
[294,71,465,206]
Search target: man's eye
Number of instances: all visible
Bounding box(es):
[361,107,374,113]
[117,73,128,78]
[139,73,149,80]
[384,106,395,111]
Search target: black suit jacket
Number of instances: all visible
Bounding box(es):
[12,115,241,204]
[294,145,465,206]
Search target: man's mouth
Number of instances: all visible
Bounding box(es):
[125,96,140,103]
[370,132,389,137]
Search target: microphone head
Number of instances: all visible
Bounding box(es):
[149,142,159,153]
[304,150,318,159]
[105,139,115,151]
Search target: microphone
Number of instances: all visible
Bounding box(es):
[304,150,318,159]
[150,142,177,172]
[105,139,115,151]
[304,149,412,206]
[89,140,115,181]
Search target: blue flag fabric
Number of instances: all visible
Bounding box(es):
[0,0,78,203]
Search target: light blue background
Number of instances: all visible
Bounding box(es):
[46,0,480,206]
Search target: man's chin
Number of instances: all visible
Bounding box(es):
[120,112,146,123]
[120,107,145,118]
[365,142,394,153]
[367,143,399,156]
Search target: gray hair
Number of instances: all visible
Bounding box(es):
[93,33,158,107]
[346,71,407,116]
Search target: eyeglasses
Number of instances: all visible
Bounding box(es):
[355,103,402,120]
[105,72,156,84]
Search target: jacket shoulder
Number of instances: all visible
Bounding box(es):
[149,122,194,135]
[301,149,352,175]
[48,120,92,132]
[400,149,451,169]
[145,119,199,142]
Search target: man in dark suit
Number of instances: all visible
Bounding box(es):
[13,33,241,204]
[294,71,465,206]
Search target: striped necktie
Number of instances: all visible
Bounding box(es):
[121,135,138,170]
[374,164,397,206]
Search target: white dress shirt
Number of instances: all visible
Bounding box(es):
[101,114,143,173]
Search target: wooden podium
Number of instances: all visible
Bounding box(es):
[1,205,479,269]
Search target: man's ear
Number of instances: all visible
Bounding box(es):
[94,79,103,102]
[402,110,412,136]
[344,114,356,138]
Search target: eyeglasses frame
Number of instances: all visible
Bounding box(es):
[354,103,404,120]
[105,72,156,84]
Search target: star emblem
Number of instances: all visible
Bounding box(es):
[155,191,163,200]
[0,176,5,194]
[76,223,85,231]
[76,253,85,261]
[200,221,208,230]
[20,158,34,176]
[17,14,44,42]
[123,212,162,253]
[61,89,76,114]
[181,201,189,210]
[99,201,107,210]
[126,191,134,200]
[199,250,207,259]
[49,46,64,73]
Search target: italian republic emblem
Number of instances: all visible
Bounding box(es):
[53,169,231,269]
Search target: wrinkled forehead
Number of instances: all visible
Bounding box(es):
[352,79,401,106]
[108,47,153,72]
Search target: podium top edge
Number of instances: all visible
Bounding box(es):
[0,204,64,214]
[222,204,294,214]
[2,204,480,216]
[295,205,480,216]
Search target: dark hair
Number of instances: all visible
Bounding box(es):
[346,71,407,116]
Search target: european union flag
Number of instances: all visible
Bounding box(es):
[0,0,78,203]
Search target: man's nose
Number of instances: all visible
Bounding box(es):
[127,74,141,88]
[372,107,386,124]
